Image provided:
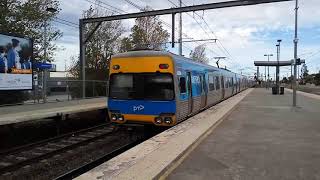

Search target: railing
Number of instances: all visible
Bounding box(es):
[0,80,108,106]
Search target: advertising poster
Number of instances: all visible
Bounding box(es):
[0,33,33,90]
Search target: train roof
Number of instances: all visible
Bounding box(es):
[112,50,246,77]
[112,50,172,58]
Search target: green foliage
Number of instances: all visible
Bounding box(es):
[314,72,320,86]
[119,7,169,52]
[304,74,313,84]
[0,0,62,62]
[119,37,133,53]
[281,77,288,84]
[299,64,308,85]
[189,44,209,64]
[69,5,124,97]
[301,64,309,78]
[0,0,61,105]
[82,6,123,81]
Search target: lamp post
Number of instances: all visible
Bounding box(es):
[264,54,273,89]
[293,0,299,107]
[276,39,282,94]
[42,7,57,103]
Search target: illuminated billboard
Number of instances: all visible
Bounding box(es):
[0,33,33,90]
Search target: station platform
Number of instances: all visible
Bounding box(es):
[0,97,107,126]
[169,88,320,180]
[76,88,320,180]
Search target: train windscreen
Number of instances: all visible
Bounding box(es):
[109,73,174,101]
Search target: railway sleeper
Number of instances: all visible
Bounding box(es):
[47,143,69,148]
[68,137,88,141]
[0,162,12,167]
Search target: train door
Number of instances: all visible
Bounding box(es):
[221,76,225,99]
[187,72,193,115]
[200,74,207,109]
[231,77,234,94]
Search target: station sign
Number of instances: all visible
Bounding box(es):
[34,62,56,71]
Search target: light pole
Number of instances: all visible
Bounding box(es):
[178,0,182,55]
[293,0,299,107]
[276,39,282,94]
[264,54,273,89]
[264,66,266,85]
[42,7,57,103]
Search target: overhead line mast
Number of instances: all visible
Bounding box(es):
[179,0,183,55]
[79,0,293,98]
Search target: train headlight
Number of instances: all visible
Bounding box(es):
[118,116,124,121]
[111,114,117,121]
[113,65,120,70]
[164,117,172,124]
[155,117,162,124]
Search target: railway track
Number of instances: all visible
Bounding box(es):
[0,123,119,175]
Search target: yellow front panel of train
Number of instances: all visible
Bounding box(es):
[110,56,174,74]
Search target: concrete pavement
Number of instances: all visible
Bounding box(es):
[76,89,253,180]
[168,88,320,180]
[0,97,107,126]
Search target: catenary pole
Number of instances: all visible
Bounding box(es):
[293,0,298,107]
[79,19,86,98]
[179,0,182,55]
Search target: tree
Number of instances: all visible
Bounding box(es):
[300,64,308,84]
[189,44,209,64]
[0,0,62,62]
[70,5,124,80]
[314,71,320,86]
[119,6,170,52]
[282,77,288,84]
[69,4,124,97]
[119,37,133,53]
[0,0,61,105]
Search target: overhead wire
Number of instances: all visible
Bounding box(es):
[53,17,79,29]
[187,1,252,74]
[166,0,220,57]
[83,0,251,74]
[122,0,196,52]
[177,1,236,58]
[83,0,123,14]
[167,0,243,72]
[182,1,241,69]
[84,0,238,67]
[83,0,194,51]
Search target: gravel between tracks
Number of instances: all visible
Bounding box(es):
[0,130,140,180]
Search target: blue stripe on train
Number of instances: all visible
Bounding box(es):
[108,99,176,115]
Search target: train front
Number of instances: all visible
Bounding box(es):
[107,52,176,126]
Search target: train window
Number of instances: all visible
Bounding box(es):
[215,77,220,90]
[209,75,215,91]
[109,73,174,101]
[199,75,203,93]
[179,77,187,93]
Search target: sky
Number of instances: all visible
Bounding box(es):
[51,0,320,79]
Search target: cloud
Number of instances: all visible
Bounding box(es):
[52,0,320,75]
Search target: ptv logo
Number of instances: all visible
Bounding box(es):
[133,105,144,112]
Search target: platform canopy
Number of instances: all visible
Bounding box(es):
[254,59,304,66]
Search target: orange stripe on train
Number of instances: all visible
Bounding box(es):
[110,56,174,74]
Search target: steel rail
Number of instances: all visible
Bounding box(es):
[0,124,114,174]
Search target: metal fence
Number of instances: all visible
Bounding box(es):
[0,79,108,106]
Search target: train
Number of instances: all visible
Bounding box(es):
[107,50,252,127]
